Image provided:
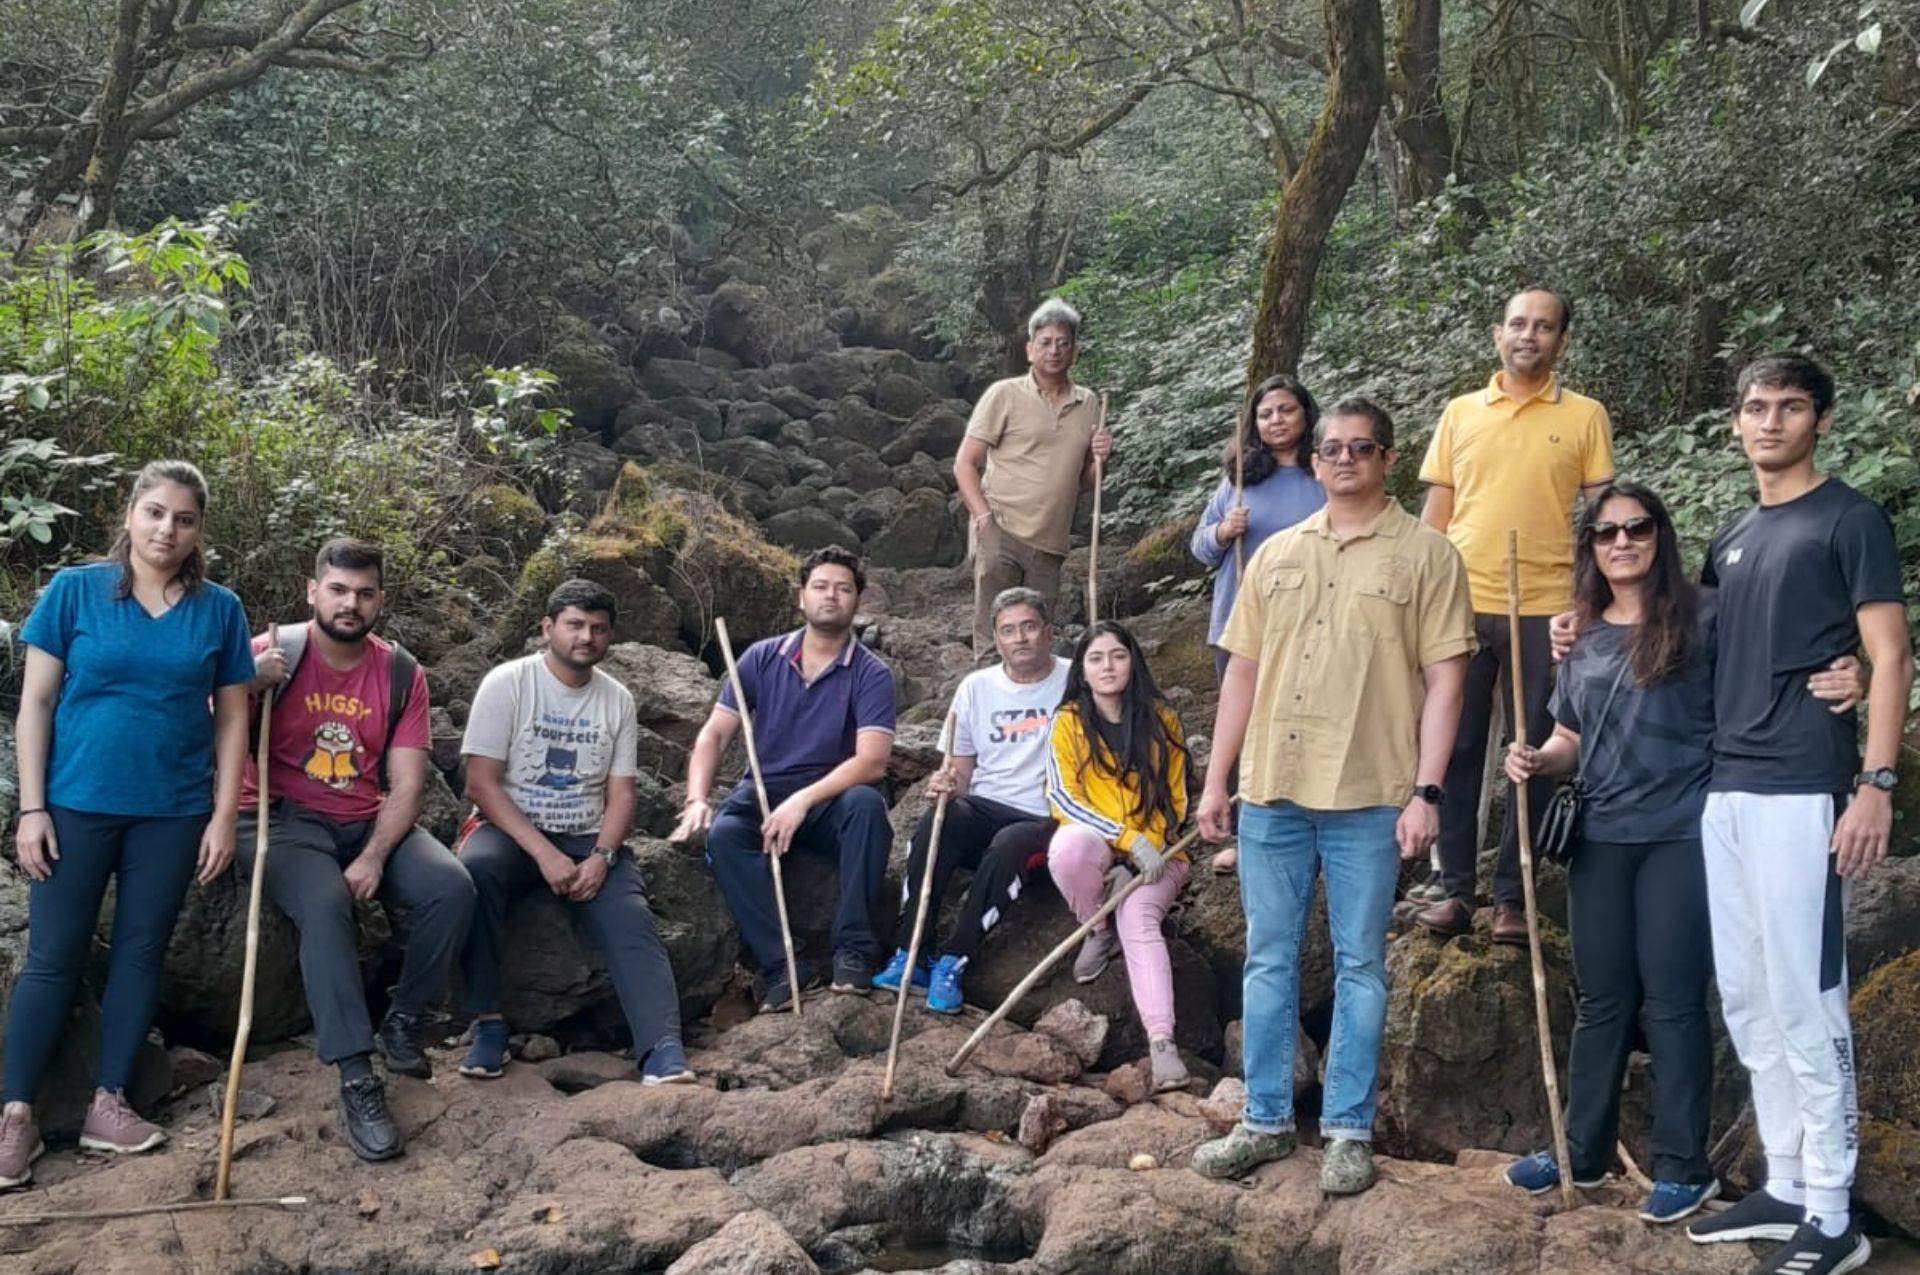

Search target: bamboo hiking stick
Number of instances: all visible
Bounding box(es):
[0,1196,308,1226]
[715,617,803,1019]
[215,679,276,1202]
[1086,392,1107,624]
[1232,410,1247,582]
[881,710,958,1101]
[945,812,1226,1077]
[1506,530,1576,1210]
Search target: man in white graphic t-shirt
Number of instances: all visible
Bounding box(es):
[454,579,692,1086]
[872,587,1069,1014]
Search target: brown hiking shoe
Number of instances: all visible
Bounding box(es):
[0,1108,43,1188]
[1491,903,1529,947]
[1416,896,1473,938]
[79,1089,166,1155]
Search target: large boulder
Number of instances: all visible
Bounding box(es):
[598,643,722,751]
[543,315,638,434]
[1176,869,1333,1027]
[640,357,725,401]
[1847,852,1920,978]
[819,397,895,451]
[726,401,791,442]
[866,489,964,569]
[711,437,792,493]
[1110,514,1209,619]
[1375,925,1575,1161]
[878,403,969,466]
[0,874,170,1136]
[763,508,862,554]
[872,371,937,419]
[703,280,835,366]
[1851,948,1920,1236]
[500,533,684,653]
[890,452,950,497]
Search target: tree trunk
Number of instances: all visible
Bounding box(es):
[1388,0,1452,202]
[1248,0,1387,383]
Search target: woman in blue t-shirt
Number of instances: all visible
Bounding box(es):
[1497,481,1863,1227]
[2,460,255,1186]
[1189,373,1325,871]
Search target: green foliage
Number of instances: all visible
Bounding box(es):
[0,215,568,657]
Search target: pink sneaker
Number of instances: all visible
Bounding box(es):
[0,1107,43,1188]
[79,1090,166,1155]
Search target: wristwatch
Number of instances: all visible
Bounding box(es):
[591,845,620,865]
[1854,768,1899,793]
[1412,784,1444,806]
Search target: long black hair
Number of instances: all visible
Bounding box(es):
[108,459,209,600]
[1223,373,1319,485]
[1573,480,1696,685]
[1061,621,1189,834]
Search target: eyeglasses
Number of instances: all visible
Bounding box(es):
[1314,439,1384,461]
[1587,516,1657,543]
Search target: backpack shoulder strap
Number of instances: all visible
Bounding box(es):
[378,641,418,793]
[275,622,309,681]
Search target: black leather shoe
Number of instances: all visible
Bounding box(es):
[377,1010,431,1079]
[339,1074,403,1162]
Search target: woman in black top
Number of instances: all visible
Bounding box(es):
[1499,481,1862,1223]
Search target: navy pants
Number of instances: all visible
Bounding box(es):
[459,824,683,1057]
[3,806,204,1102]
[705,784,890,977]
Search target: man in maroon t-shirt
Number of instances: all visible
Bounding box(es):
[240,538,474,1163]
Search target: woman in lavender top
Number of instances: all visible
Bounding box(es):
[1189,373,1325,870]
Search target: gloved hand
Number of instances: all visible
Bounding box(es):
[1127,840,1169,885]
[1103,860,1135,898]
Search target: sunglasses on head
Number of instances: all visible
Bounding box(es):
[1587,516,1657,543]
[1314,439,1384,461]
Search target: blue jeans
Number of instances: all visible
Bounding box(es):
[1238,799,1401,1140]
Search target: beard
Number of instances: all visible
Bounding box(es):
[314,612,371,644]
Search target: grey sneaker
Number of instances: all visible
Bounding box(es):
[1191,1122,1296,1180]
[79,1089,166,1155]
[1320,1138,1377,1195]
[1149,1037,1190,1092]
[0,1108,44,1188]
[1073,923,1122,984]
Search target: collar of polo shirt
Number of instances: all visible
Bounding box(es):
[779,626,856,669]
[1484,370,1564,407]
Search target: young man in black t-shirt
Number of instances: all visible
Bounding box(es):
[1681,355,1912,1275]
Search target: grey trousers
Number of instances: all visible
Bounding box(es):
[457,823,683,1055]
[237,803,475,1064]
[971,516,1066,655]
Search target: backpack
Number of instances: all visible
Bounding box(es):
[258,623,419,793]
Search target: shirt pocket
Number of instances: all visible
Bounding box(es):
[1353,560,1413,639]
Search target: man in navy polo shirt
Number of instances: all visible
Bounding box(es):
[671,545,897,1012]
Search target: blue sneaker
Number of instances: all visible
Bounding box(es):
[872,948,931,995]
[1639,1177,1720,1224]
[641,1037,696,1086]
[926,955,965,1015]
[1502,1151,1607,1196]
[458,1018,509,1079]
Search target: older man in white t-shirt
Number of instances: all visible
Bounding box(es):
[454,579,691,1085]
[873,587,1070,1013]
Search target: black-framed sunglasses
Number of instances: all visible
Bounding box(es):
[1314,439,1384,461]
[1587,516,1657,543]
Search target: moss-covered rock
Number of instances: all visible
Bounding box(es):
[498,528,682,653]
[657,489,799,654]
[1111,514,1207,619]
[543,313,638,434]
[468,482,548,563]
[1853,948,1920,1236]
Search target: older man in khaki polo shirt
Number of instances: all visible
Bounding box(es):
[1189,397,1474,1198]
[954,298,1114,654]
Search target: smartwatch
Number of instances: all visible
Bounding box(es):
[1854,768,1898,793]
[1412,784,1444,806]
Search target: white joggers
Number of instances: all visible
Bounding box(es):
[1701,791,1857,1219]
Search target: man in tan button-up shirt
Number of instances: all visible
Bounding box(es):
[954,298,1114,654]
[1189,398,1473,1198]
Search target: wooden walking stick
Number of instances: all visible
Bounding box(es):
[1232,410,1247,582]
[1506,530,1577,1209]
[0,1196,309,1226]
[945,812,1227,1077]
[1086,392,1107,624]
[715,617,804,1019]
[215,679,275,1202]
[881,710,958,1101]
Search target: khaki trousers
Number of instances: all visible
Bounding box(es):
[971,516,1065,654]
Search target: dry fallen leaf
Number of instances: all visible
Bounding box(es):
[980,1129,1008,1144]
[534,1203,566,1224]
[1128,1153,1158,1171]
[468,1248,502,1270]
[355,1190,382,1218]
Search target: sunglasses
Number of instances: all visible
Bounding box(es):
[1315,439,1384,461]
[1587,516,1657,543]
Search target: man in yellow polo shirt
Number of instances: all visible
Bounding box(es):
[1190,398,1474,1197]
[1414,286,1615,942]
[954,298,1114,655]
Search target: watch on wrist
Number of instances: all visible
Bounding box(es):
[1413,784,1444,806]
[1854,768,1898,793]
[592,845,619,864]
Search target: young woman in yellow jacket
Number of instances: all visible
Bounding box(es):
[1045,620,1192,1091]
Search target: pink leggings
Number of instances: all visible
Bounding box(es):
[1047,824,1189,1040]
